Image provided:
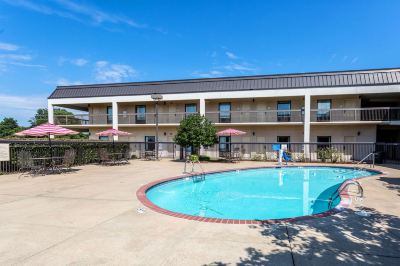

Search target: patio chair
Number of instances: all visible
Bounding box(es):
[17,150,41,177]
[119,149,130,164]
[144,150,156,160]
[60,149,76,172]
[219,151,232,162]
[98,148,114,166]
[231,151,241,163]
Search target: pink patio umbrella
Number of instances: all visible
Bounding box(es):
[96,128,131,151]
[216,128,246,152]
[15,123,79,159]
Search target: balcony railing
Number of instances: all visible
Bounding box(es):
[118,112,198,124]
[311,107,400,122]
[205,110,304,123]
[53,107,400,126]
[54,112,199,126]
[54,114,111,125]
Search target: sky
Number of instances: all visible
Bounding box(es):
[0,0,400,125]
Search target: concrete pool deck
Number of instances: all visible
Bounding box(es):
[0,161,399,265]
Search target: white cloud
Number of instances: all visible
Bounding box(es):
[58,57,88,66]
[3,0,151,31]
[56,78,82,86]
[223,63,255,72]
[0,53,38,72]
[225,51,238,60]
[94,61,137,83]
[192,70,223,78]
[351,57,359,64]
[192,49,258,78]
[0,54,32,61]
[0,42,19,51]
[72,58,88,66]
[9,62,47,68]
[0,93,47,125]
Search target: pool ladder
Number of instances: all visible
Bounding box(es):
[328,180,363,209]
[356,152,376,168]
[184,159,206,182]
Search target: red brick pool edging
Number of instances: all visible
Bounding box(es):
[136,165,383,225]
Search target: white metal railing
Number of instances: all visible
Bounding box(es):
[205,109,303,123]
[54,114,111,125]
[311,107,400,122]
[54,107,400,125]
[118,112,198,124]
[54,112,198,125]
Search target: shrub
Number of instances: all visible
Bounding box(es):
[251,153,264,161]
[198,155,210,161]
[190,154,199,162]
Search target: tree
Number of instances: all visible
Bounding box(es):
[29,108,76,126]
[0,117,25,138]
[174,114,218,154]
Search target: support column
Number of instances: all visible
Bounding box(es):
[47,102,55,139]
[303,93,311,160]
[199,98,206,116]
[112,101,119,141]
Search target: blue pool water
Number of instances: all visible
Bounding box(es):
[146,167,376,220]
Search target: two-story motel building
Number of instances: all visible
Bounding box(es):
[48,68,400,156]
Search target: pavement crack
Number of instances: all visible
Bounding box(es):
[285,224,296,266]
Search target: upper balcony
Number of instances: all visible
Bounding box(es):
[53,107,400,126]
[205,110,303,124]
[54,112,199,126]
[310,107,400,124]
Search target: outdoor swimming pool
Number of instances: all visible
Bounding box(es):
[144,167,377,221]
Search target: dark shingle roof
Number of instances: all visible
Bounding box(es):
[48,68,400,99]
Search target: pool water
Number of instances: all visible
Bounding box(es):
[146,167,375,220]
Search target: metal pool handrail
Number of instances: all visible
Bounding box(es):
[328,180,364,209]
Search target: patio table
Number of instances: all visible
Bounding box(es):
[32,156,64,174]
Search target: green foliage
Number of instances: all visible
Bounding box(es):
[29,108,48,126]
[190,154,199,162]
[174,114,218,153]
[9,142,129,167]
[317,147,340,162]
[29,108,76,126]
[198,155,210,161]
[251,153,265,161]
[0,117,25,138]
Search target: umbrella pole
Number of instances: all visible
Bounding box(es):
[113,135,115,153]
[48,133,54,172]
[230,133,232,157]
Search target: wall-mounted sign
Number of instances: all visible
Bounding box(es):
[0,144,10,161]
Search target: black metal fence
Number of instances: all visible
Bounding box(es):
[203,142,400,164]
[0,140,399,174]
[0,140,130,174]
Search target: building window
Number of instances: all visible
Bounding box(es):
[277,136,290,143]
[317,99,332,121]
[277,101,291,122]
[99,136,109,141]
[145,136,155,151]
[106,106,112,124]
[277,136,290,149]
[219,103,231,123]
[135,105,146,124]
[185,104,197,117]
[219,136,231,153]
[317,136,331,149]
